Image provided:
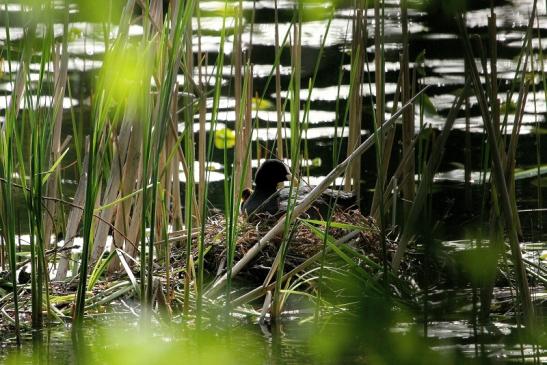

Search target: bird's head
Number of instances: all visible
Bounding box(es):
[254,159,291,192]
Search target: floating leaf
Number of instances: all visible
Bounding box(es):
[524,72,538,84]
[252,97,273,110]
[311,157,322,167]
[500,100,517,114]
[214,128,236,149]
[68,27,83,42]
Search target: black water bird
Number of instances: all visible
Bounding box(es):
[241,159,292,217]
[241,159,356,220]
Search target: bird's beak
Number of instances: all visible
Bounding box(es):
[285,174,299,187]
[277,173,296,189]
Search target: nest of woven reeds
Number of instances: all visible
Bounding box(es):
[182,208,390,283]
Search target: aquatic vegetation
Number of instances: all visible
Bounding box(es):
[0,0,545,363]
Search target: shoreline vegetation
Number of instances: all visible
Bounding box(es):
[0,0,545,363]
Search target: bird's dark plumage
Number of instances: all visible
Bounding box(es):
[241,159,356,220]
[241,159,291,216]
[277,185,356,218]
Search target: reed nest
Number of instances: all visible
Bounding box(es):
[170,209,391,283]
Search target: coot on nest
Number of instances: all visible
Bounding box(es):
[241,159,356,220]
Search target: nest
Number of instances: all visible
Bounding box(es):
[177,208,389,283]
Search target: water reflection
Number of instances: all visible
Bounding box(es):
[0,95,78,110]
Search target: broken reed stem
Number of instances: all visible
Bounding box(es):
[205,88,428,297]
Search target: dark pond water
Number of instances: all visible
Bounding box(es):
[1,0,547,363]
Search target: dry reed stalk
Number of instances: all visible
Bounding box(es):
[89,182,104,274]
[345,5,364,197]
[400,0,415,213]
[233,5,247,201]
[369,60,402,219]
[44,38,69,252]
[39,43,67,319]
[90,131,125,264]
[169,114,200,222]
[244,65,253,187]
[149,0,162,30]
[171,90,184,231]
[197,8,207,222]
[55,140,90,280]
[290,14,301,163]
[198,95,206,211]
[274,0,283,159]
[464,58,472,212]
[126,178,144,259]
[91,87,143,264]
[489,12,499,132]
[373,0,384,130]
[171,127,183,306]
[157,139,169,260]
[159,85,180,238]
[371,0,387,229]
[6,39,28,115]
[162,94,177,306]
[115,111,144,264]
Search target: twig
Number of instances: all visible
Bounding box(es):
[0,177,137,250]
